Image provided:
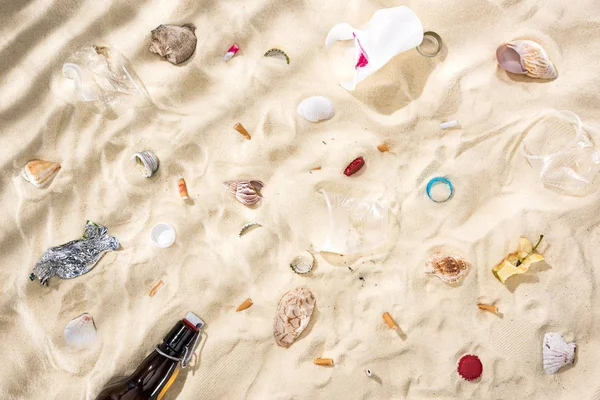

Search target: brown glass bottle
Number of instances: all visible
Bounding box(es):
[96,312,204,400]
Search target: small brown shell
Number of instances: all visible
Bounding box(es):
[149,24,197,65]
[21,160,61,188]
[424,254,470,284]
[273,287,315,347]
[224,180,264,206]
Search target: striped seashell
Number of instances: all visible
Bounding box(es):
[496,40,557,80]
[21,159,61,188]
[297,96,334,123]
[64,313,97,350]
[273,287,315,347]
[424,253,470,284]
[543,333,576,374]
[149,24,197,65]
[223,180,264,206]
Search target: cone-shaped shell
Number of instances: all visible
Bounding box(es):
[224,180,264,206]
[543,333,576,374]
[64,313,97,350]
[424,254,470,284]
[297,96,335,123]
[149,24,197,65]
[496,40,557,79]
[21,160,61,188]
[273,287,315,347]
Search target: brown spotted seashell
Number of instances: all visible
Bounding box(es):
[21,160,61,188]
[496,40,557,80]
[149,24,197,65]
[273,287,316,347]
[424,254,470,284]
[223,180,264,206]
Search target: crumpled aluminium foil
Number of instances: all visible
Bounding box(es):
[29,220,120,286]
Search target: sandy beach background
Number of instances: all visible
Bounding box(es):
[2,0,600,398]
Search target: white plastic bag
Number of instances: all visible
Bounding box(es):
[314,190,388,255]
[324,6,424,91]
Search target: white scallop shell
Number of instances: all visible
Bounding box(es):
[64,313,97,350]
[273,287,315,347]
[543,332,576,374]
[496,40,557,80]
[297,96,334,123]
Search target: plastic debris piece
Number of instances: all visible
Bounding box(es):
[234,123,251,140]
[264,48,290,64]
[426,177,453,203]
[149,280,164,297]
[239,222,262,237]
[224,44,239,61]
[440,120,459,129]
[236,298,253,312]
[382,312,398,329]
[314,190,388,255]
[150,223,176,248]
[324,6,423,91]
[314,358,334,366]
[477,303,498,313]
[30,221,120,286]
[344,156,365,176]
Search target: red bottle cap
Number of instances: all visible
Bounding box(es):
[457,355,482,381]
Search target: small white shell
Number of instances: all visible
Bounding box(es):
[64,313,97,350]
[543,332,576,374]
[297,96,334,123]
[290,251,315,274]
[496,40,557,80]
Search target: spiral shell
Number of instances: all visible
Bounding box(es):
[496,40,557,80]
[297,96,334,123]
[224,180,264,206]
[424,254,470,284]
[273,287,316,347]
[21,159,61,188]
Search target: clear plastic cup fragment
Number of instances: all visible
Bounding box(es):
[520,110,600,197]
[313,190,388,255]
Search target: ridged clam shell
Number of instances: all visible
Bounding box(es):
[496,40,557,80]
[424,254,470,284]
[297,96,334,123]
[273,287,315,347]
[64,313,97,350]
[224,180,264,206]
[132,151,159,178]
[21,160,61,188]
[543,333,576,374]
[149,24,197,65]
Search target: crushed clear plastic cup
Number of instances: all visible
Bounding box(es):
[520,110,600,197]
[324,6,424,91]
[313,189,388,255]
[57,45,149,111]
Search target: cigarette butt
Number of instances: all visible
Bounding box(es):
[149,280,164,297]
[382,312,398,329]
[178,176,189,200]
[234,123,251,140]
[478,303,498,313]
[440,120,459,130]
[310,166,321,171]
[236,298,253,312]
[314,358,334,366]
[377,144,389,152]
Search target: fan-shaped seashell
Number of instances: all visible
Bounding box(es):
[273,287,316,347]
[543,332,576,374]
[297,96,335,123]
[223,180,264,206]
[496,40,557,80]
[21,160,61,188]
[64,313,97,350]
[424,254,470,284]
[149,24,197,65]
[290,251,315,274]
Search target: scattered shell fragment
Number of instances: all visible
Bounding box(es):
[239,222,262,237]
[21,160,61,188]
[149,280,164,297]
[458,354,483,381]
[236,298,254,312]
[132,151,159,178]
[543,333,576,375]
[314,358,334,366]
[377,144,389,152]
[149,24,197,65]
[234,123,251,140]
[496,40,557,79]
[224,180,264,206]
[273,287,316,347]
[424,254,470,285]
[290,251,315,275]
[64,313,97,350]
[440,120,459,129]
[264,48,290,64]
[477,303,498,313]
[365,368,373,377]
[382,312,398,330]
[297,96,335,123]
